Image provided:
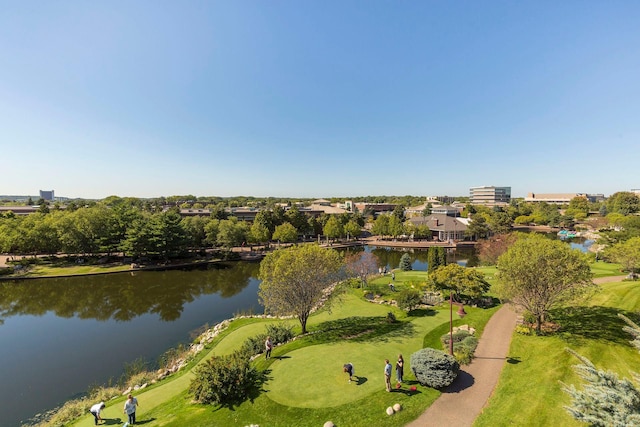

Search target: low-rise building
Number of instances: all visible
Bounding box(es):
[408,214,467,241]
[524,193,603,204]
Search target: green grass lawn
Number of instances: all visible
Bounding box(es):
[67,262,629,427]
[589,261,624,278]
[70,287,498,427]
[474,278,640,427]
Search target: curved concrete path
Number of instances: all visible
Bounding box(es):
[405,304,518,427]
[406,275,628,427]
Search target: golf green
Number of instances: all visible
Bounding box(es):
[266,312,449,408]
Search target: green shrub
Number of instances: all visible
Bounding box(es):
[241,333,268,356]
[189,350,259,406]
[522,310,536,325]
[440,330,478,365]
[386,312,397,323]
[397,288,422,311]
[515,324,533,335]
[240,324,294,357]
[410,347,460,388]
[460,335,478,352]
[440,329,472,348]
[266,323,294,345]
[454,345,475,365]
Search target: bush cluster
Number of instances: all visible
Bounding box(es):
[397,288,422,312]
[410,348,459,388]
[440,330,478,365]
[189,350,259,406]
[240,323,294,356]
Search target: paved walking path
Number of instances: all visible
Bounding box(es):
[405,274,628,427]
[405,304,518,427]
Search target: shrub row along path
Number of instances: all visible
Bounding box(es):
[407,274,627,427]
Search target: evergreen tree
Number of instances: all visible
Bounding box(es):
[620,314,640,352]
[563,349,640,426]
[436,247,447,268]
[399,253,412,271]
[563,315,640,425]
[427,247,439,274]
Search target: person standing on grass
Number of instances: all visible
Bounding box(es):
[384,359,392,392]
[396,354,404,384]
[123,394,138,425]
[89,402,105,425]
[343,362,355,382]
[265,336,273,359]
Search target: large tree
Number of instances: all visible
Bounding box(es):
[495,234,594,332]
[258,245,344,334]
[217,217,249,249]
[429,263,490,299]
[605,236,640,277]
[465,214,490,240]
[344,251,379,287]
[606,191,640,215]
[323,216,343,241]
[477,233,518,265]
[272,222,298,243]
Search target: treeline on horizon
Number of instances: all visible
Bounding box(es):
[0,194,458,208]
[0,192,638,260]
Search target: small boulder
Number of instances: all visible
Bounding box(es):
[323,422,335,427]
[393,403,402,412]
[386,406,395,416]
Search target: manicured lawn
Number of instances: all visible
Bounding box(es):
[69,262,627,427]
[21,263,131,276]
[589,261,624,278]
[474,279,640,427]
[70,288,498,427]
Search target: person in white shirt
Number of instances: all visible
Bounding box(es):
[89,402,105,425]
[123,394,139,425]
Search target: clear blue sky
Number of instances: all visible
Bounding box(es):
[1,1,638,200]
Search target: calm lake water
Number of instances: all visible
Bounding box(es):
[0,261,262,427]
[0,245,476,426]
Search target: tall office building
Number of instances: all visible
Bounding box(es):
[470,186,511,206]
[39,190,55,201]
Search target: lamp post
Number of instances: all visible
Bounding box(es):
[449,290,466,356]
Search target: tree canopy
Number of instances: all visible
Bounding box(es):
[495,234,594,332]
[429,263,490,299]
[258,245,344,334]
[605,236,640,277]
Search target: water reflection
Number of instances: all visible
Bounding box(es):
[341,245,479,271]
[0,261,259,324]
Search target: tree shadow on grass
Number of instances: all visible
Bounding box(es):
[407,308,437,317]
[550,306,638,346]
[308,317,415,344]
